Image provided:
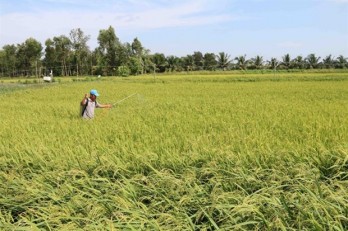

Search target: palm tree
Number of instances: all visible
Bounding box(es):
[291,55,305,69]
[234,55,248,70]
[203,53,217,71]
[281,54,291,70]
[335,55,347,69]
[183,55,195,71]
[151,53,168,73]
[250,55,264,69]
[322,55,335,69]
[192,51,204,71]
[216,52,231,71]
[306,54,321,69]
[166,55,181,72]
[267,57,280,70]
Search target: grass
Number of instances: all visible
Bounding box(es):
[0,72,348,230]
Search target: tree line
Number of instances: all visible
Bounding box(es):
[0,26,347,78]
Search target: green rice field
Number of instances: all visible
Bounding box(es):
[0,72,347,230]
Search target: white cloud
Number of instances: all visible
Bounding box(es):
[0,0,238,47]
[3,0,345,58]
[104,0,236,29]
[110,1,234,29]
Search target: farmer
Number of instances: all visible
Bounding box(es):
[81,89,112,119]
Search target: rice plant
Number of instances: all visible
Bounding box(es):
[0,72,347,230]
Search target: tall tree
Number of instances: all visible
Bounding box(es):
[69,28,90,76]
[0,50,5,77]
[16,38,42,77]
[117,42,130,67]
[1,44,17,76]
[43,39,57,75]
[131,37,143,57]
[97,26,122,75]
[131,37,145,74]
[52,35,72,76]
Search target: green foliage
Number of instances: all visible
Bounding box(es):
[128,57,142,75]
[97,26,124,76]
[1,26,348,78]
[217,52,232,70]
[15,38,43,77]
[151,53,167,73]
[117,65,130,77]
[0,73,347,230]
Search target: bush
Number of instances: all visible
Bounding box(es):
[117,65,130,77]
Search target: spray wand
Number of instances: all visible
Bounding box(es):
[112,93,138,106]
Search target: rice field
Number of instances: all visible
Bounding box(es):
[0,72,347,230]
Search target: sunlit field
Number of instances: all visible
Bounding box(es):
[1,72,347,230]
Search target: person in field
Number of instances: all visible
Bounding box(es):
[81,89,112,119]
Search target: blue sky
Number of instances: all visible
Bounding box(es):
[0,0,347,60]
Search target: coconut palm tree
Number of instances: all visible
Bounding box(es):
[234,55,248,70]
[322,55,335,69]
[335,55,347,69]
[306,54,321,69]
[281,53,291,70]
[183,55,195,71]
[291,55,305,69]
[203,53,217,71]
[151,53,168,73]
[192,51,204,71]
[216,52,231,71]
[267,57,280,70]
[166,55,181,72]
[250,55,264,69]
